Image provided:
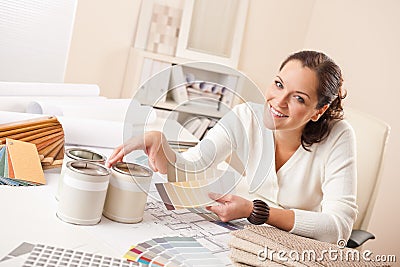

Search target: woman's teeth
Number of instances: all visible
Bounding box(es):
[270,106,288,117]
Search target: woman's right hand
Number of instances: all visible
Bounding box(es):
[106,131,175,174]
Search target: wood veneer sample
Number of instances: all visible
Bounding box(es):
[0,116,58,132]
[41,141,64,165]
[0,125,62,144]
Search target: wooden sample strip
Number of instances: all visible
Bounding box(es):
[0,125,60,144]
[0,116,58,132]
[41,141,64,165]
[42,144,64,170]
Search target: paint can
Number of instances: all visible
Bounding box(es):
[103,162,153,223]
[57,161,111,225]
[56,148,106,200]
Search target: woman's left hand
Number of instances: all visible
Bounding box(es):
[206,193,253,222]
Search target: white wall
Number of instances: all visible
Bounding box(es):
[0,0,77,82]
[303,0,400,258]
[239,0,316,101]
[64,0,141,98]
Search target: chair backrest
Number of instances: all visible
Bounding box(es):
[344,108,390,231]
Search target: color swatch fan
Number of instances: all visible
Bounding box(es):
[0,116,64,170]
[156,164,241,210]
[124,236,225,267]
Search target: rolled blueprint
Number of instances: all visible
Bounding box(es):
[52,116,125,148]
[0,82,100,96]
[28,99,156,124]
[0,96,106,113]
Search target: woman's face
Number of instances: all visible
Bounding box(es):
[263,59,325,134]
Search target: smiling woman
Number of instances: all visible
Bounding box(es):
[107,50,357,245]
[264,52,346,152]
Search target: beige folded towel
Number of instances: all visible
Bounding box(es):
[229,234,308,267]
[229,225,387,267]
[232,262,253,267]
[230,247,285,267]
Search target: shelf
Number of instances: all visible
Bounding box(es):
[122,48,189,99]
[151,99,228,119]
[136,49,188,65]
[123,47,244,116]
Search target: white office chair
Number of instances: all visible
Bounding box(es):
[344,108,391,248]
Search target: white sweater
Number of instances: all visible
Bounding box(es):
[176,102,358,244]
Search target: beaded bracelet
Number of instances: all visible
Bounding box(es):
[247,199,270,225]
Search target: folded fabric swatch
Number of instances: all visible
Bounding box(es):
[232,261,261,267]
[229,235,305,267]
[230,246,285,267]
[229,225,385,267]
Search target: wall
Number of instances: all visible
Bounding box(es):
[240,0,400,260]
[65,0,315,100]
[0,0,77,82]
[64,0,141,98]
[239,0,315,100]
[303,0,400,259]
[241,0,400,259]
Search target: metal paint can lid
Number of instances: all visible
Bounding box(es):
[112,162,152,177]
[65,148,106,162]
[67,161,111,176]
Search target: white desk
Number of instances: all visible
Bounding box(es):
[0,159,239,266]
[0,118,240,266]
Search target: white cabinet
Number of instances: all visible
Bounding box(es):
[122,48,245,118]
[176,0,249,67]
[122,0,249,139]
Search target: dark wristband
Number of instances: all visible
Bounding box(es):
[247,199,270,225]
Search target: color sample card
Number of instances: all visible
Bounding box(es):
[0,139,45,185]
[0,242,35,264]
[0,145,6,177]
[155,168,241,210]
[167,162,220,182]
[124,236,225,267]
[22,243,138,267]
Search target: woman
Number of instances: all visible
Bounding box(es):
[107,51,357,244]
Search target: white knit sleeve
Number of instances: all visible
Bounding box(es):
[175,104,247,171]
[290,121,358,244]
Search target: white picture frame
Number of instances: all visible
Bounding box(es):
[176,0,249,67]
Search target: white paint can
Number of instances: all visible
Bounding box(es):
[56,148,106,200]
[103,162,153,223]
[57,161,111,225]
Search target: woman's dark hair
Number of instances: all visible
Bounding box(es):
[279,50,346,151]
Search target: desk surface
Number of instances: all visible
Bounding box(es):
[0,114,242,266]
[0,149,247,266]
